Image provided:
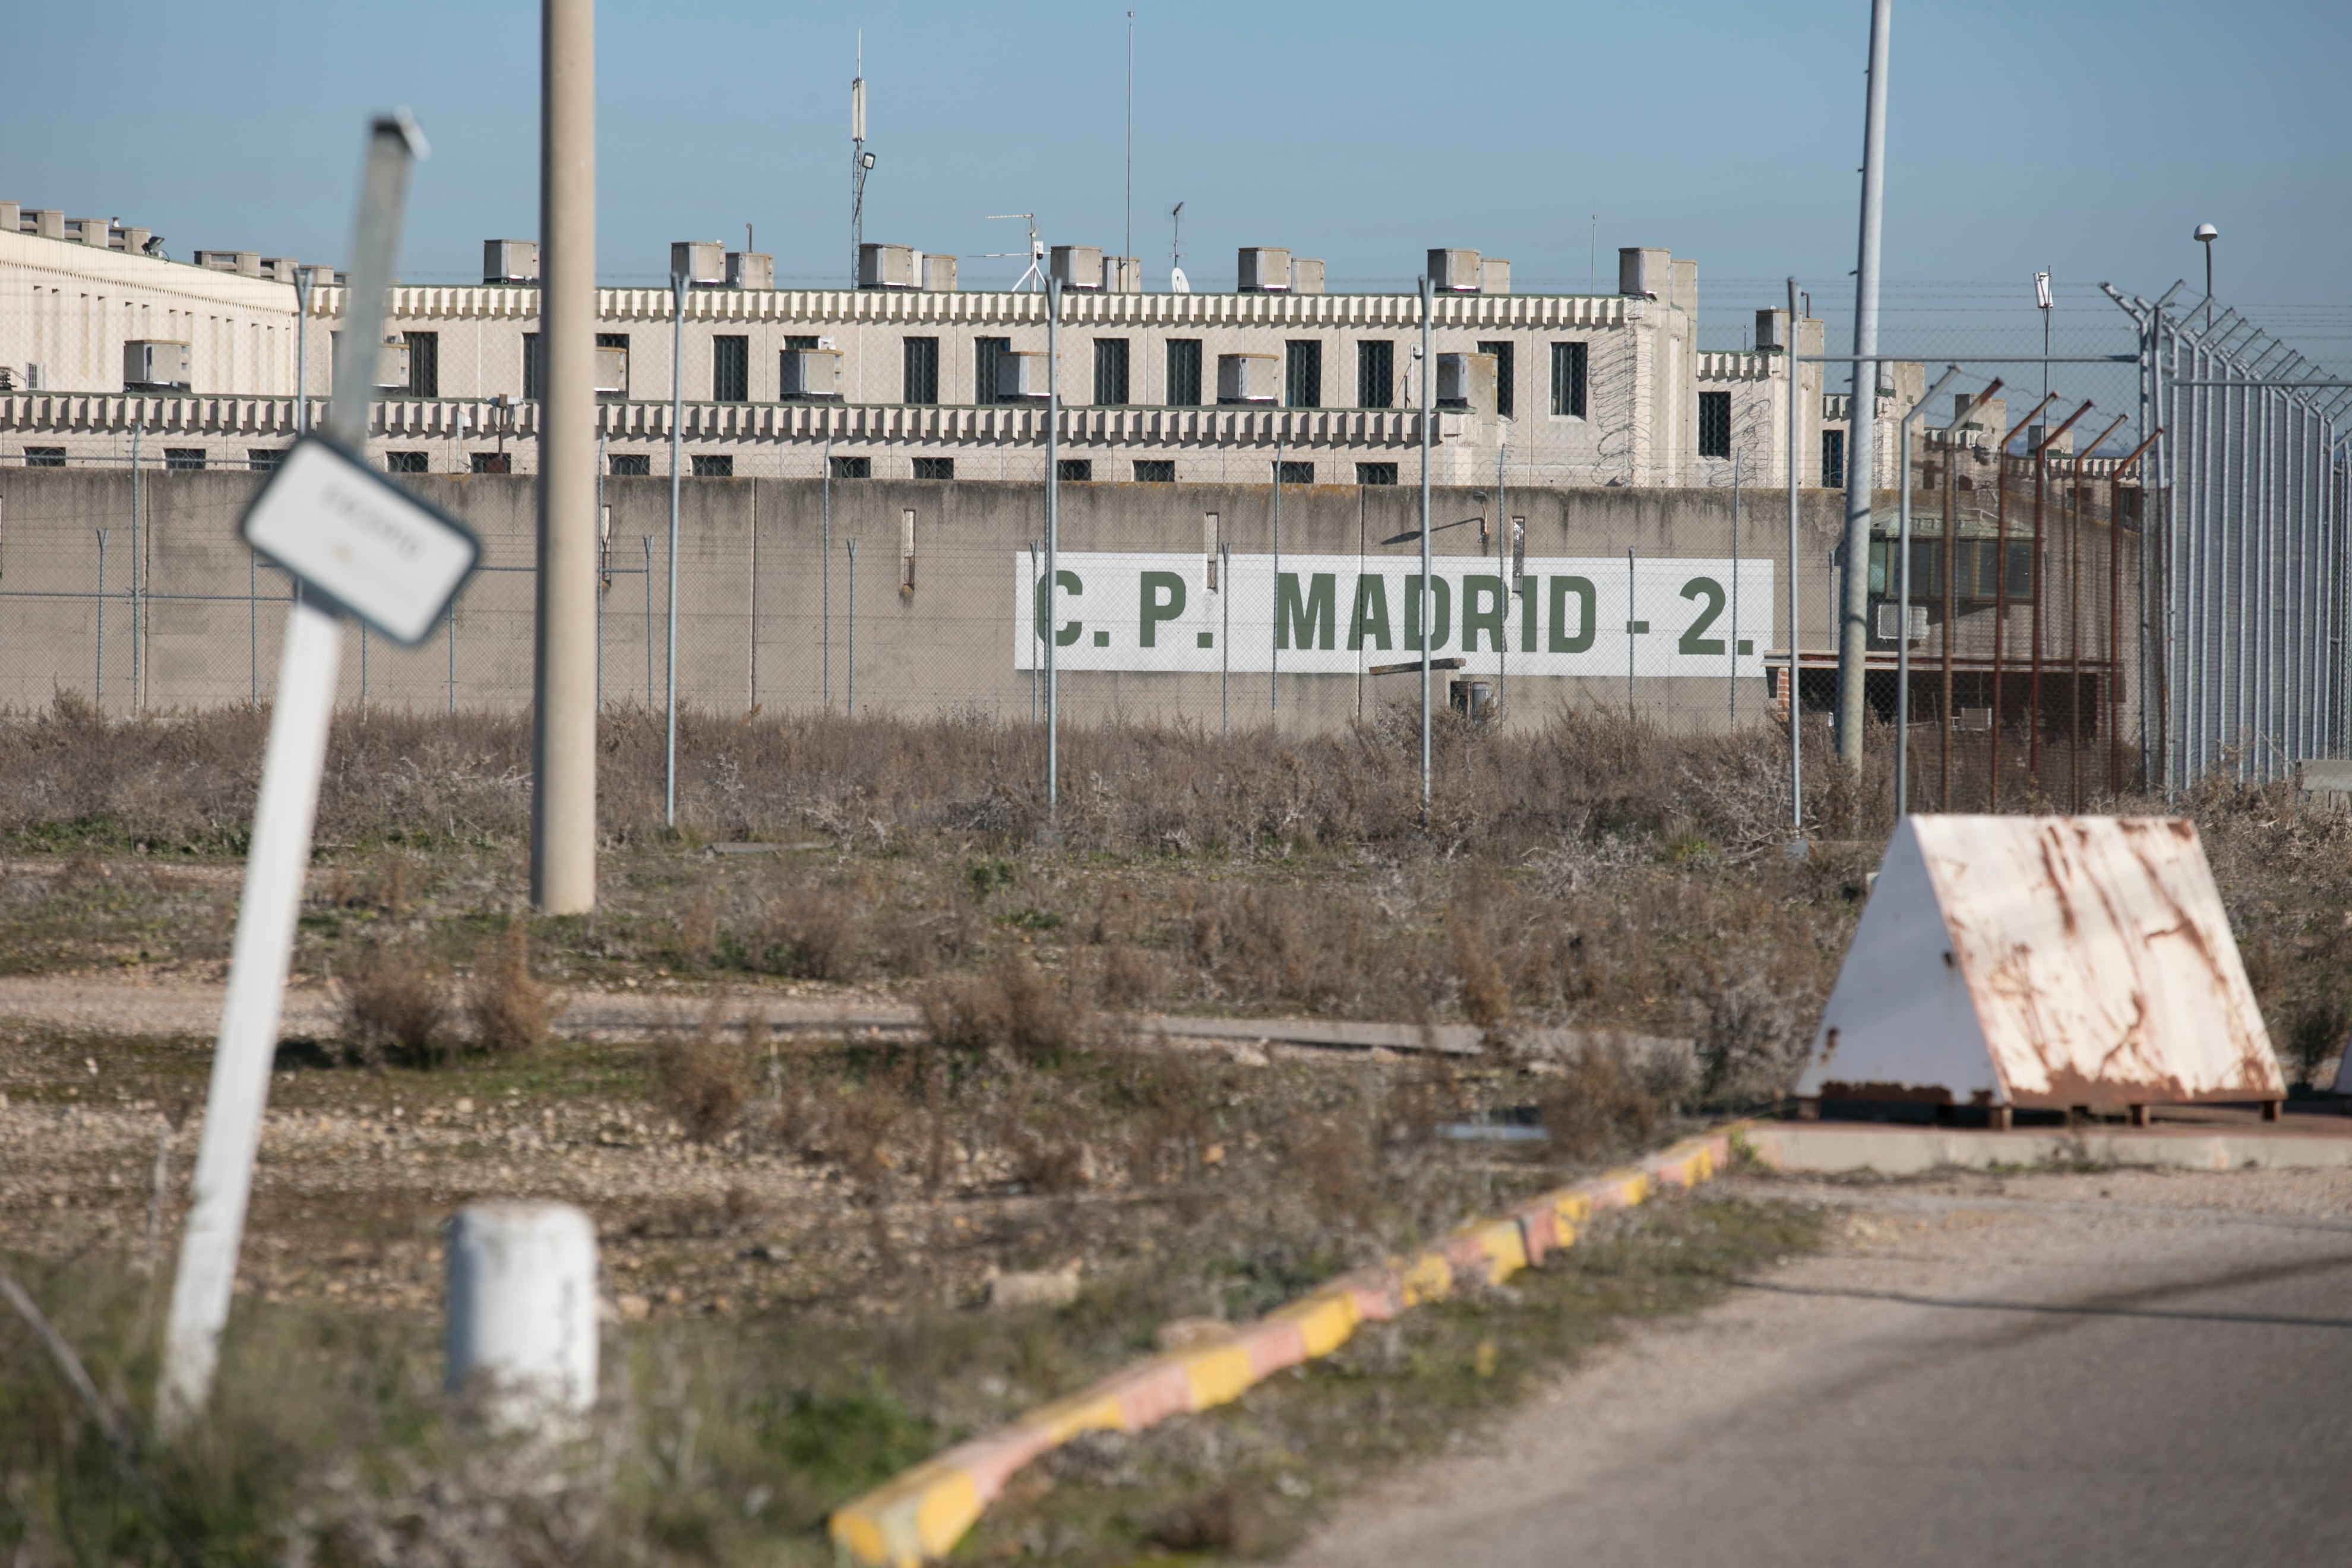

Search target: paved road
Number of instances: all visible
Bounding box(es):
[1294,1168,2352,1568]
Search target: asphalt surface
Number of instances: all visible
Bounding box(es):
[1293,1168,2352,1568]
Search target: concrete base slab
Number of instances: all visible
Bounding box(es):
[1749,1117,2352,1175]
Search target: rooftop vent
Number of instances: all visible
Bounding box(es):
[923,254,958,292]
[1101,255,1142,294]
[484,239,539,283]
[1480,258,1510,295]
[726,251,773,290]
[1618,246,1670,299]
[858,242,918,290]
[671,240,727,286]
[1289,258,1326,296]
[1050,245,1104,292]
[1428,248,1481,293]
[1237,247,1291,293]
[1753,307,1788,353]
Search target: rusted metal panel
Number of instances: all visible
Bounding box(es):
[1796,816,2283,1109]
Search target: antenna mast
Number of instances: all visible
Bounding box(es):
[849,34,872,289]
[984,213,1045,292]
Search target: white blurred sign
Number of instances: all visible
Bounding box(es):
[239,435,479,645]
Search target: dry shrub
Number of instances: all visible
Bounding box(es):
[921,952,1089,1066]
[744,882,858,980]
[657,1000,753,1142]
[1150,1483,1275,1556]
[342,940,450,1067]
[2283,996,2350,1089]
[1537,1042,1659,1164]
[468,919,558,1055]
[678,888,719,969]
[1447,904,1512,1037]
[1696,969,1814,1104]
[371,852,416,919]
[1095,943,1164,1010]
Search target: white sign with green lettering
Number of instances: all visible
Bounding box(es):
[1014,553,1774,676]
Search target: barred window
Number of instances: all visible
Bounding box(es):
[830,456,871,479]
[1550,342,1588,418]
[712,335,749,403]
[24,448,67,468]
[609,453,650,476]
[1275,460,1313,485]
[165,448,206,471]
[913,457,954,480]
[1093,339,1130,406]
[1165,339,1203,406]
[1699,391,1732,458]
[1356,462,1398,486]
[975,337,1010,405]
[248,448,284,472]
[1476,340,1515,418]
[1357,341,1394,409]
[1057,459,1093,482]
[1821,429,1846,488]
[404,330,439,397]
[1133,459,1175,482]
[472,451,513,474]
[692,454,734,478]
[1284,340,1322,408]
[902,337,940,405]
[385,452,429,473]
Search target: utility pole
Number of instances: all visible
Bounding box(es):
[1418,274,1434,826]
[531,0,598,913]
[1836,0,1891,774]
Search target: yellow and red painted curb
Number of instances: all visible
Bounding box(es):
[829,1124,1749,1567]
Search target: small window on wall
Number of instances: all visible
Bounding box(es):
[472,451,512,474]
[1275,460,1313,485]
[24,448,66,468]
[1166,339,1203,406]
[165,448,206,471]
[1356,462,1398,486]
[405,330,440,397]
[248,448,284,472]
[609,453,650,476]
[1093,339,1130,406]
[1133,459,1175,483]
[692,454,734,478]
[712,335,750,403]
[1284,341,1322,408]
[785,336,819,351]
[1821,429,1846,489]
[975,337,1010,405]
[1057,459,1093,482]
[1357,340,1394,409]
[913,457,954,480]
[386,452,429,473]
[903,337,940,405]
[1550,342,1588,417]
[1476,340,1515,418]
[1698,391,1732,458]
[831,455,871,479]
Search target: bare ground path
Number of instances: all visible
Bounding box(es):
[1291,1166,2352,1568]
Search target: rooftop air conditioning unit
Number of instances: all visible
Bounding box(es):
[1753,307,1788,353]
[1618,246,1670,299]
[594,343,629,398]
[483,239,539,283]
[726,251,774,290]
[1051,245,1104,291]
[1237,247,1291,293]
[995,350,1049,402]
[1101,255,1142,294]
[923,254,958,292]
[671,240,727,286]
[374,337,412,391]
[1428,248,1481,293]
[124,340,192,393]
[1480,257,1511,295]
[1436,352,1498,414]
[780,347,844,400]
[1873,602,1928,644]
[858,242,917,290]
[1289,258,1326,295]
[1216,352,1280,404]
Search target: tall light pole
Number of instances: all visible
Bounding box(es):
[850,37,871,288]
[531,0,598,914]
[665,261,684,828]
[2194,222,2218,328]
[1836,0,1892,775]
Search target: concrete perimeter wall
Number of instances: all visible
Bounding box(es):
[0,469,1851,732]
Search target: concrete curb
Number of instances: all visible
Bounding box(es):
[826,1125,1743,1567]
[1747,1120,2352,1175]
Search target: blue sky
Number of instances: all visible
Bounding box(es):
[4,1,2347,361]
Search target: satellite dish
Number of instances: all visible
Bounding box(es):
[1169,265,1190,295]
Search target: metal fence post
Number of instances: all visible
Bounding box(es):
[1270,437,1282,715]
[1785,277,1803,834]
[665,270,685,829]
[1045,274,1061,827]
[845,536,857,717]
[95,530,108,704]
[1626,545,1637,719]
[642,535,653,706]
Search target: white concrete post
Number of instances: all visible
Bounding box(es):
[445,1202,599,1431]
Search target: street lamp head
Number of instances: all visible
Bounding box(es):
[860,151,877,170]
[2194,223,2219,244]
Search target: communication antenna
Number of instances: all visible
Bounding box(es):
[1168,201,1188,294]
[984,212,1046,292]
[849,34,875,288]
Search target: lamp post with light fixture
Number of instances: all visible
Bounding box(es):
[2194,222,2218,328]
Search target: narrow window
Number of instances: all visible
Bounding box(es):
[1355,462,1398,486]
[248,448,284,472]
[1166,339,1203,406]
[1357,340,1394,409]
[1550,342,1588,417]
[385,451,429,473]
[975,336,1010,405]
[1057,459,1093,482]
[902,336,940,404]
[692,454,734,478]
[1698,390,1732,457]
[1276,460,1313,485]
[472,451,513,474]
[1093,338,1130,406]
[165,448,206,471]
[1821,429,1846,489]
[609,453,651,476]
[1133,459,1175,483]
[522,333,541,401]
[712,334,750,402]
[831,455,872,479]
[1284,340,1322,408]
[404,330,440,397]
[913,456,954,480]
[1475,340,1515,417]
